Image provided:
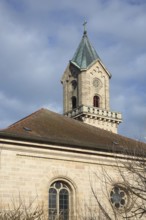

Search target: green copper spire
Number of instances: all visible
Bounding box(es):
[71,23,100,70]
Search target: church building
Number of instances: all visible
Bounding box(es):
[0,26,145,220]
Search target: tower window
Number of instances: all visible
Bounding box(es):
[49,181,70,220]
[93,96,100,107]
[72,96,77,109]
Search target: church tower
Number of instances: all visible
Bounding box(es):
[61,24,122,133]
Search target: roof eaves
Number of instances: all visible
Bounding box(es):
[0,131,112,151]
[0,131,144,157]
[70,59,101,72]
[70,61,81,70]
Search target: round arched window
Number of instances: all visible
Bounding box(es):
[49,181,70,220]
[93,96,100,108]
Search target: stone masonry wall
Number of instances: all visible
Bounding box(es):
[0,140,128,219]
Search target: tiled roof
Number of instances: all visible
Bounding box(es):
[0,108,145,155]
[71,31,100,70]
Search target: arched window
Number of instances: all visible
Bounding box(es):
[72,96,76,109]
[49,181,70,220]
[93,96,100,107]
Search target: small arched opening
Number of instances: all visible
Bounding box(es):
[72,96,77,109]
[93,95,100,108]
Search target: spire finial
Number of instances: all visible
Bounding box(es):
[83,21,87,35]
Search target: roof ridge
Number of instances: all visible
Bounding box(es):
[4,108,46,130]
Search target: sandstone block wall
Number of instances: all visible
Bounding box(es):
[0,140,126,219]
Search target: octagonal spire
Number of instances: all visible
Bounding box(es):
[71,25,100,70]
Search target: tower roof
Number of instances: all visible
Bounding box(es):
[71,30,100,70]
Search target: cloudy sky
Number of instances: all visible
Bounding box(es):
[0,0,146,142]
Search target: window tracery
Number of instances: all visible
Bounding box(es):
[49,181,70,220]
[110,185,130,211]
